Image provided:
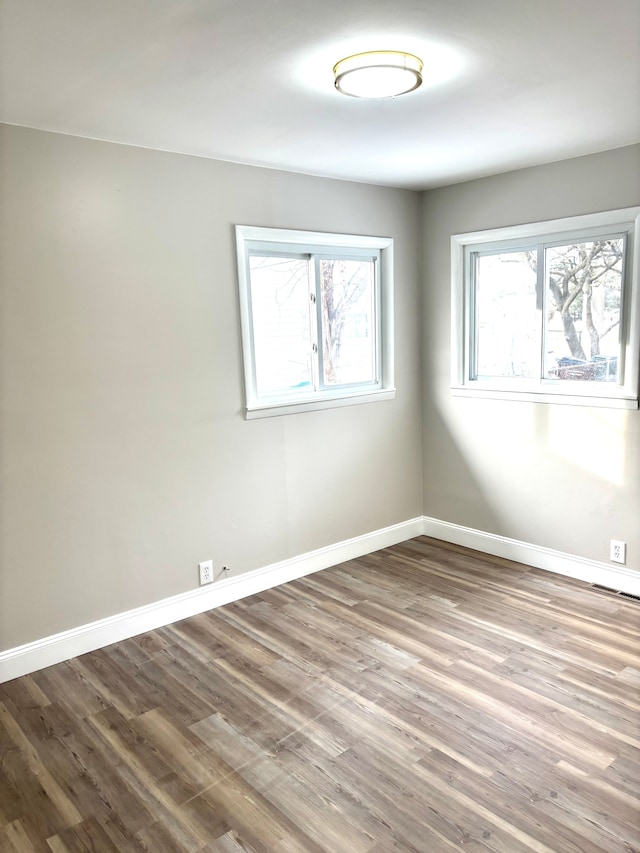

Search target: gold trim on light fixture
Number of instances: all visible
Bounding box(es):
[333,50,423,99]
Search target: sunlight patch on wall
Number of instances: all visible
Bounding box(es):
[549,405,626,486]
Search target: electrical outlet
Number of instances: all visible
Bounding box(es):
[610,540,627,565]
[199,560,214,585]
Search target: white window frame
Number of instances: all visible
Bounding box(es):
[235,225,395,419]
[451,207,640,409]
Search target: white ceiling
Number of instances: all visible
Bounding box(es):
[1,0,639,190]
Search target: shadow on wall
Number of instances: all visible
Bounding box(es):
[422,397,503,534]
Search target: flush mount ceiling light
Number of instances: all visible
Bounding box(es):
[333,50,423,99]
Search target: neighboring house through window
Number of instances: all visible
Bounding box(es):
[235,226,395,418]
[236,225,395,418]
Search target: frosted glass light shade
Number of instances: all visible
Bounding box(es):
[333,51,423,98]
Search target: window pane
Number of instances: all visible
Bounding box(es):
[320,258,376,386]
[249,255,312,395]
[475,251,538,379]
[544,239,623,382]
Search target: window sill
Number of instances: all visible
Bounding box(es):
[245,388,396,419]
[451,386,638,410]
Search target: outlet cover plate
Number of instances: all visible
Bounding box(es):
[199,560,214,585]
[610,540,627,564]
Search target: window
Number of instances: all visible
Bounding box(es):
[451,207,640,408]
[235,226,395,418]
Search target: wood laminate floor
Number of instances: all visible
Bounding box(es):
[0,537,639,852]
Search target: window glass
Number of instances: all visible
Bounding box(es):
[475,250,538,379]
[543,239,623,383]
[319,258,376,386]
[249,255,312,396]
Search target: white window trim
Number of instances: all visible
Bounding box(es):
[235,225,395,419]
[451,207,640,409]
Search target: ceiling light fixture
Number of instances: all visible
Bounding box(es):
[333,50,423,99]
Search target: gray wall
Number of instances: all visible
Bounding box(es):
[421,145,640,563]
[2,125,638,655]
[0,124,423,651]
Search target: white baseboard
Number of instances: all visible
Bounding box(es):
[422,516,640,596]
[0,517,424,684]
[3,515,637,684]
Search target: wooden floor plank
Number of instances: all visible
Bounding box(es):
[0,536,638,851]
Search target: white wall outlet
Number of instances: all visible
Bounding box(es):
[610,540,627,565]
[198,559,214,585]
